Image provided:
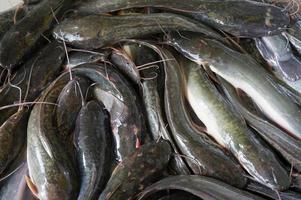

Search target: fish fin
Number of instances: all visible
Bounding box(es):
[39,134,54,159]
[277,56,301,81]
[255,38,275,63]
[25,175,39,199]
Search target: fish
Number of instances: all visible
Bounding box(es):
[0,108,29,175]
[64,51,106,69]
[219,76,301,172]
[247,181,301,200]
[75,0,289,37]
[0,0,70,69]
[287,20,301,55]
[0,41,64,125]
[53,13,223,49]
[255,34,301,94]
[164,49,247,188]
[27,72,79,200]
[138,175,266,200]
[73,64,146,161]
[98,141,171,200]
[168,32,301,141]
[74,100,113,200]
[56,76,91,140]
[183,56,290,190]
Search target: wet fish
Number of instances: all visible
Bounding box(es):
[27,72,79,200]
[183,57,289,190]
[0,41,64,125]
[56,76,91,140]
[74,100,113,200]
[65,51,106,69]
[0,0,70,69]
[123,41,190,174]
[73,64,146,161]
[53,13,223,49]
[247,181,301,200]
[255,34,301,95]
[75,0,289,37]
[0,6,26,40]
[219,77,301,172]
[168,32,301,141]
[110,47,141,86]
[138,175,266,200]
[287,20,301,55]
[164,49,247,188]
[98,141,171,200]
[0,108,29,175]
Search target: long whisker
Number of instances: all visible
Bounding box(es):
[136,59,174,69]
[61,36,72,80]
[7,70,22,107]
[0,102,58,111]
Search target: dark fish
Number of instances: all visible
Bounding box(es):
[122,41,190,174]
[56,76,91,140]
[75,0,289,37]
[247,181,301,200]
[0,0,70,69]
[110,48,141,86]
[138,175,266,200]
[65,51,106,69]
[73,64,146,161]
[0,108,29,175]
[74,100,113,200]
[98,141,171,200]
[27,73,79,200]
[0,6,26,40]
[53,13,223,49]
[0,41,64,125]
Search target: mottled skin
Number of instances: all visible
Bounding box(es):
[27,73,78,200]
[0,0,71,69]
[98,141,171,200]
[56,76,91,140]
[0,108,29,175]
[220,78,301,172]
[138,175,266,200]
[182,58,289,190]
[247,181,301,200]
[53,13,223,49]
[142,76,190,175]
[75,0,288,37]
[0,42,64,125]
[168,32,301,141]
[73,64,146,162]
[74,101,113,200]
[164,50,246,188]
[123,42,190,174]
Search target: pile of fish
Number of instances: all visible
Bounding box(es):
[1,0,301,199]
